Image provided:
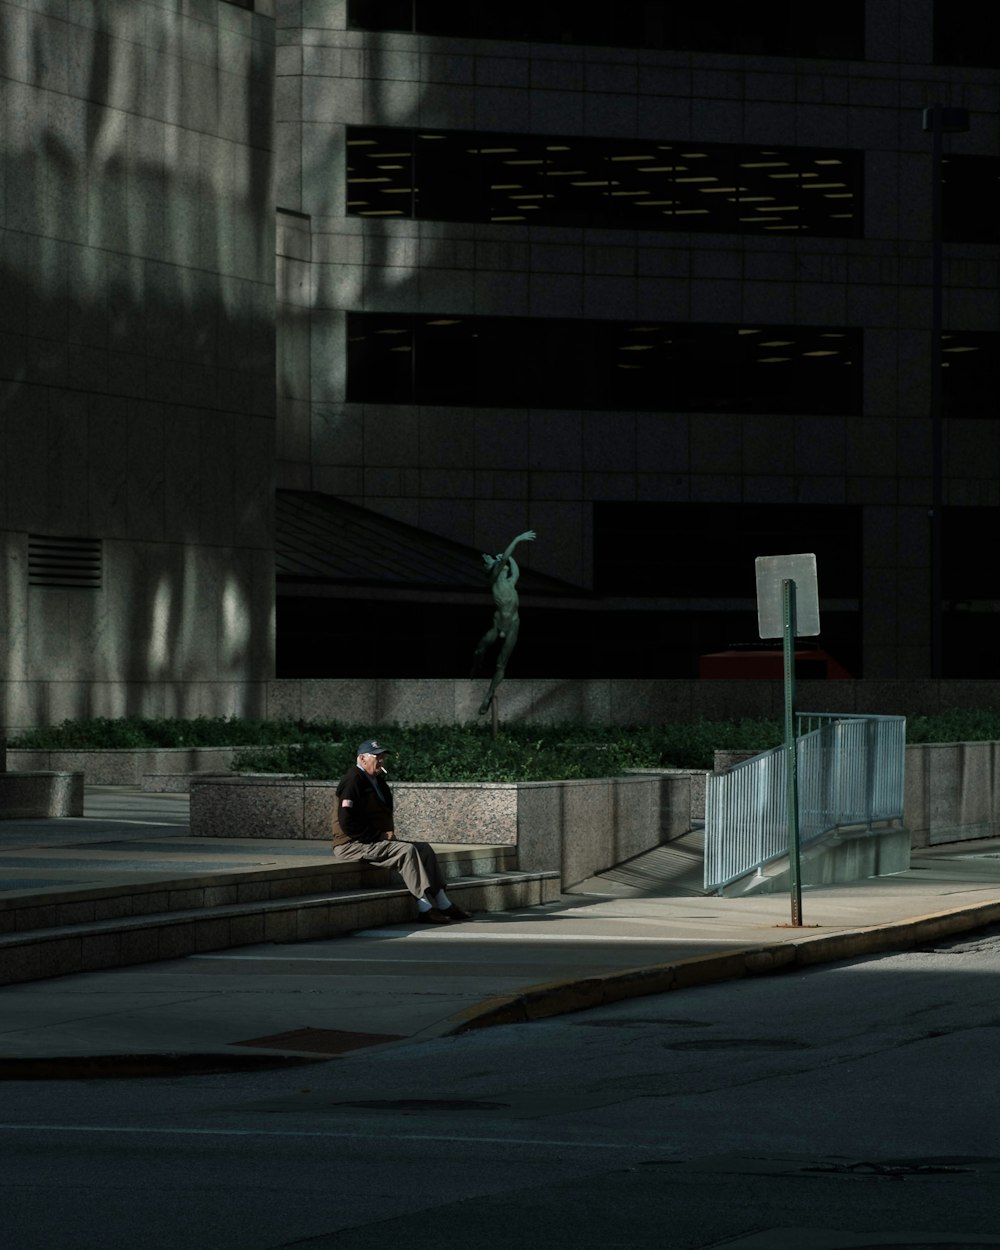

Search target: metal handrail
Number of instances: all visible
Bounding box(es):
[704,713,906,892]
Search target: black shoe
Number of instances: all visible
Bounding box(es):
[441,904,471,921]
[417,907,451,924]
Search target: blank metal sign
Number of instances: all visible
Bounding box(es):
[755,553,820,639]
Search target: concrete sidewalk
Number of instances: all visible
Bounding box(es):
[2,787,1000,1075]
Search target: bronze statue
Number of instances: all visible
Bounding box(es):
[473,530,536,715]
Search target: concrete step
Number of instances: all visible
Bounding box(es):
[0,849,560,987]
[0,845,517,934]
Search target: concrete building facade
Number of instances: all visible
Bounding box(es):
[273,0,1000,683]
[1,0,277,730]
[2,0,999,731]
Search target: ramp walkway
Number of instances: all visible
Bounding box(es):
[2,787,1000,1075]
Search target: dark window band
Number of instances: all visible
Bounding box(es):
[347,314,862,415]
[347,128,862,239]
[347,0,865,60]
[935,1,1000,66]
[942,156,1000,244]
[594,502,862,598]
[943,332,1000,415]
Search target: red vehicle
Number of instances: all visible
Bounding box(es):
[699,644,852,679]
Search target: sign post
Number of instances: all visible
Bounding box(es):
[781,576,803,925]
[755,553,820,927]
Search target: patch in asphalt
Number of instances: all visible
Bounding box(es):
[233,1027,404,1055]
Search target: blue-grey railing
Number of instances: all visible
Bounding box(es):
[704,713,906,892]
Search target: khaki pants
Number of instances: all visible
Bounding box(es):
[333,836,446,899]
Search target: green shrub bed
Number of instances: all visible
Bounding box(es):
[8,716,313,750]
[228,719,786,781]
[9,716,781,778]
[9,709,1000,782]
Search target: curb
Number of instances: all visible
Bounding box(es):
[424,897,1000,1037]
[7,897,1000,1077]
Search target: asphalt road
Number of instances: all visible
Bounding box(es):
[4,927,1000,1249]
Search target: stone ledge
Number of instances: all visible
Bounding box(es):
[0,772,84,819]
[6,748,239,786]
[141,772,230,793]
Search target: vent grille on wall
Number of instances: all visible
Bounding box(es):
[28,536,103,589]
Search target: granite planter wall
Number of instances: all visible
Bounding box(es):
[904,741,1000,848]
[12,736,1000,855]
[6,747,239,787]
[188,772,694,889]
[0,772,83,819]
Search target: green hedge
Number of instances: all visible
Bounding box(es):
[10,715,780,777]
[8,716,323,750]
[10,710,1000,781]
[904,708,1000,743]
[229,719,784,781]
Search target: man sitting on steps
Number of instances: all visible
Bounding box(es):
[332,739,471,925]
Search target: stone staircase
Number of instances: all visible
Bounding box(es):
[0,847,560,987]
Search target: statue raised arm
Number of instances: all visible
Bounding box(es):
[472,530,536,715]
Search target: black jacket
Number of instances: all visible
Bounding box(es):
[334,766,394,845]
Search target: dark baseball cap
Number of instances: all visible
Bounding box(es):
[357,739,389,756]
